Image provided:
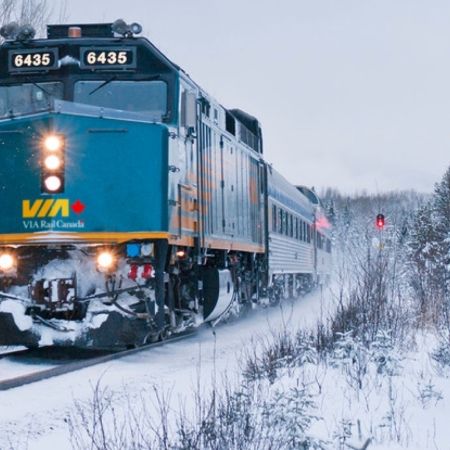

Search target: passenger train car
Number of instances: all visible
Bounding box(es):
[0,21,331,349]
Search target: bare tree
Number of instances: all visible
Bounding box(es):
[0,0,67,39]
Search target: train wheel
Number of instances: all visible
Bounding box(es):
[268,283,283,306]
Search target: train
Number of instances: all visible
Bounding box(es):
[0,20,332,349]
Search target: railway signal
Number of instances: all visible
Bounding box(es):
[376,213,385,230]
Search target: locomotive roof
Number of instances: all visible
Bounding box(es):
[46,22,182,70]
[0,22,263,152]
[0,36,178,78]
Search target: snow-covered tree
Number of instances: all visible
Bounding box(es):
[408,166,450,325]
[432,167,450,291]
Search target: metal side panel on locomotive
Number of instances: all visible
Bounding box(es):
[0,20,331,349]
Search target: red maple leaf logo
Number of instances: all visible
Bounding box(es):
[71,200,85,215]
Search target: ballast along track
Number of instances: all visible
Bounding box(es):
[0,330,196,392]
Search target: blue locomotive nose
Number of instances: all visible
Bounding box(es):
[0,101,169,244]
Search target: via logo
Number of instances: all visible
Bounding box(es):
[22,199,85,218]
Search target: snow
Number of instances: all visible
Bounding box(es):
[38,328,55,347]
[1,281,450,449]
[0,300,32,331]
[32,250,109,297]
[0,286,333,450]
[0,357,57,382]
[88,313,109,329]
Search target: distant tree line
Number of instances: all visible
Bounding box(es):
[320,165,450,332]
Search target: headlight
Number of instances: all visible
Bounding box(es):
[0,253,15,272]
[176,249,186,259]
[43,175,62,192]
[97,251,116,272]
[43,134,63,152]
[44,154,62,170]
[41,133,65,194]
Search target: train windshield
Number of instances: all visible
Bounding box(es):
[74,80,168,120]
[0,82,63,118]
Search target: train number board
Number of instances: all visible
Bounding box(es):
[9,48,58,72]
[80,47,136,69]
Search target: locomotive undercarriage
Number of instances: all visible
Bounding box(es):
[267,273,315,305]
[0,241,264,349]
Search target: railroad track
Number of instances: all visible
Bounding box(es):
[0,347,30,358]
[0,330,197,392]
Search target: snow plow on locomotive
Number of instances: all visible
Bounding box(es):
[0,21,331,349]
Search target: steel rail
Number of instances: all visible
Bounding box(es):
[0,347,33,358]
[0,330,197,392]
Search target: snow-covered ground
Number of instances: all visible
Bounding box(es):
[0,286,333,450]
[2,280,450,450]
[0,356,57,381]
[275,330,450,450]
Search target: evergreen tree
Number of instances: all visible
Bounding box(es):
[432,166,450,291]
[408,166,450,323]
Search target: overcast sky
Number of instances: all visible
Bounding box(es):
[49,0,450,194]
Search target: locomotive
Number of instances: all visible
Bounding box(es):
[0,20,332,349]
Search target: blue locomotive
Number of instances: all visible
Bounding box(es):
[0,21,331,349]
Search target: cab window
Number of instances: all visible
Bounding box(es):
[74,80,167,120]
[0,82,63,118]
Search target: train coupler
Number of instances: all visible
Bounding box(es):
[28,277,84,320]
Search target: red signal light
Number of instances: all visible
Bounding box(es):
[376,214,385,230]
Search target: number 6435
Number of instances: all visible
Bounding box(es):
[86,51,128,65]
